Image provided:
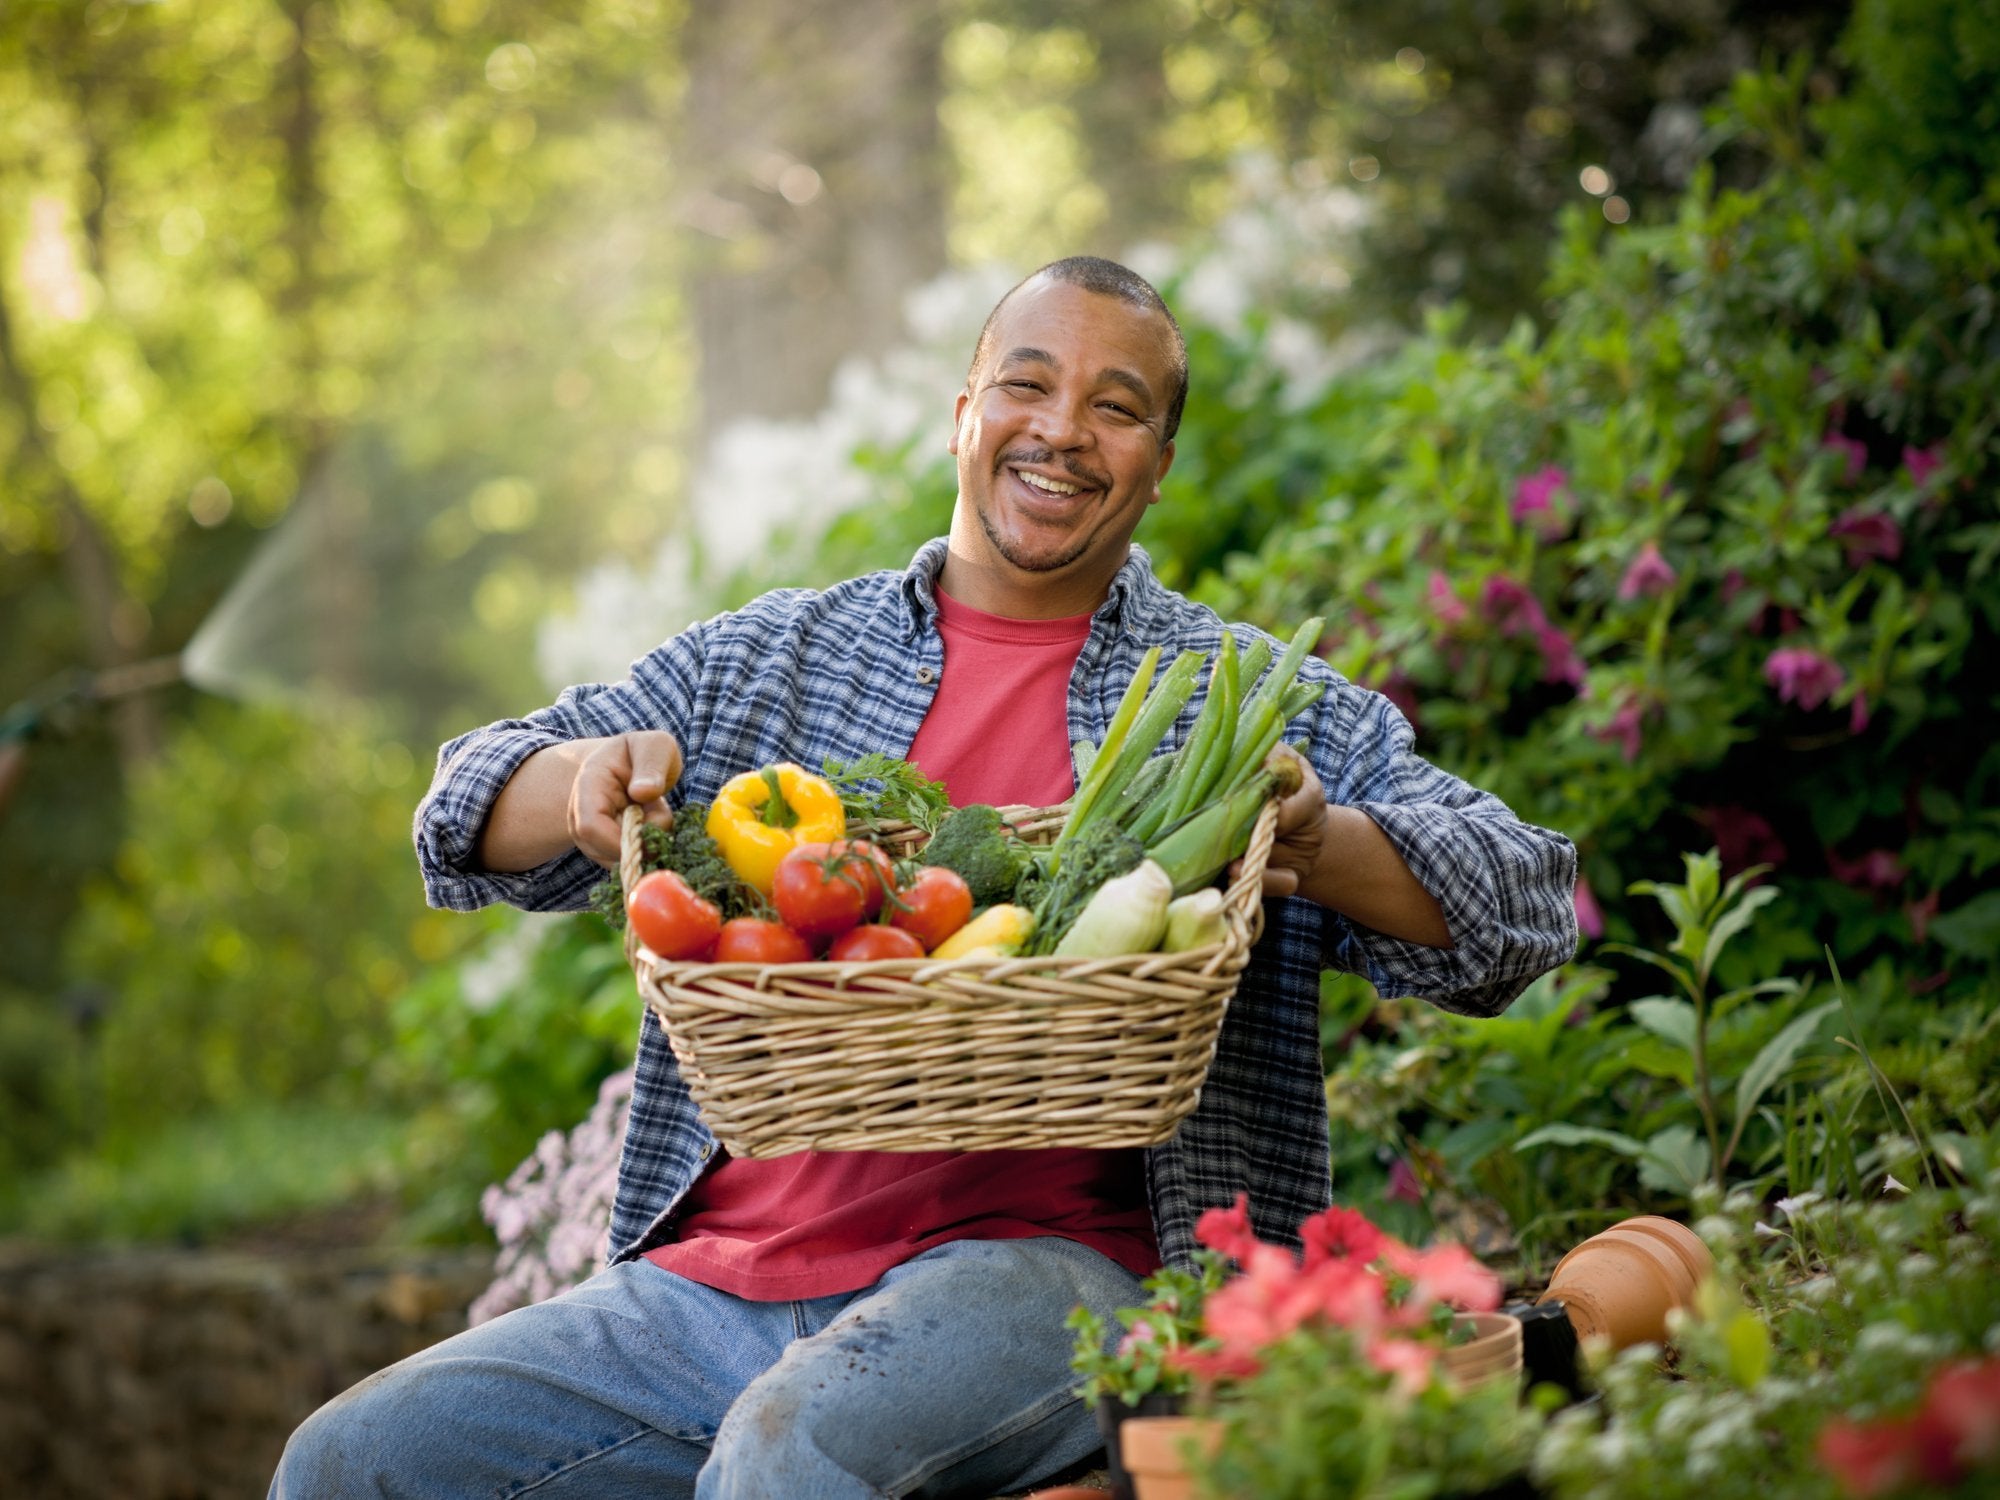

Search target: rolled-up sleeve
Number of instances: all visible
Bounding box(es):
[1306,673,1577,1017]
[414,625,709,913]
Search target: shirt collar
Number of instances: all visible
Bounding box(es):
[900,537,1162,638]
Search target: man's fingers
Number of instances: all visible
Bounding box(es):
[623,730,683,803]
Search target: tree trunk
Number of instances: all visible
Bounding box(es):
[678,0,950,444]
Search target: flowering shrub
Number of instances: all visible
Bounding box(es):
[1175,1196,1542,1499]
[468,1066,631,1326]
[1067,1248,1228,1408]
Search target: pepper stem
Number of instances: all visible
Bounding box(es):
[758,766,800,829]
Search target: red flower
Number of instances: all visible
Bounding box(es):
[1536,625,1588,691]
[1617,540,1677,600]
[1902,443,1944,489]
[1820,1418,1921,1498]
[1829,508,1903,566]
[1590,694,1645,763]
[1301,1204,1390,1266]
[1924,1358,2000,1471]
[1574,877,1605,940]
[1511,466,1572,539]
[1427,570,1468,629]
[1481,575,1547,636]
[1696,805,1788,875]
[1765,648,1846,711]
[1380,1240,1503,1314]
[1823,433,1869,484]
[1385,1158,1426,1206]
[1850,690,1871,735]
[1195,1192,1261,1263]
[1827,847,1904,892]
[1366,1335,1437,1395]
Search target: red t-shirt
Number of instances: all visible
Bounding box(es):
[644,586,1161,1299]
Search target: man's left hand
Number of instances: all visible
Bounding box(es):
[1250,746,1328,899]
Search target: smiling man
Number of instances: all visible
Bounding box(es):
[273,257,1576,1499]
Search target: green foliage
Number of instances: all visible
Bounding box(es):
[1534,1169,2000,1500]
[54,701,457,1144]
[385,911,636,1243]
[1068,1251,1228,1407]
[3,1100,405,1246]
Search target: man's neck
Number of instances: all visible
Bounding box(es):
[935,539,1125,622]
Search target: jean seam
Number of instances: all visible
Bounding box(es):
[878,1384,1081,1495]
[502,1423,675,1498]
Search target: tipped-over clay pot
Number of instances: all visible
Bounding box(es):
[1538,1214,1713,1348]
[1440,1310,1525,1389]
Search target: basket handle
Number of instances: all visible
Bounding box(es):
[619,801,648,971]
[1222,796,1282,947]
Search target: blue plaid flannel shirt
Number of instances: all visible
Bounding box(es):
[415,538,1578,1268]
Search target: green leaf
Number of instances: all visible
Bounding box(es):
[1721,1308,1772,1389]
[1701,883,1781,979]
[1931,891,2000,959]
[1629,996,1697,1053]
[1732,1000,1838,1126]
[1515,1123,1652,1160]
[1637,1124,1712,1195]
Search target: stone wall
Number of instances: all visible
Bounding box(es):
[0,1242,492,1499]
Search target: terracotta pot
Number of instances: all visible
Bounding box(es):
[1096,1392,1185,1500]
[1440,1311,1524,1390]
[1120,1415,1224,1500]
[1539,1215,1712,1348]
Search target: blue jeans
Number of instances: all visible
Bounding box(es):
[270,1236,1142,1499]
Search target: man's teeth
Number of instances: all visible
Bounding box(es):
[1017,469,1082,496]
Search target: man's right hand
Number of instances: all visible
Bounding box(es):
[477,731,684,873]
[568,731,683,866]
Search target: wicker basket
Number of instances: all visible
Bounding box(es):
[619,796,1278,1157]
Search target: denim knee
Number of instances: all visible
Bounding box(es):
[269,1365,407,1499]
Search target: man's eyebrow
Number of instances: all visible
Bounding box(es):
[996,347,1155,407]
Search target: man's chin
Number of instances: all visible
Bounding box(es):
[980,514,1095,575]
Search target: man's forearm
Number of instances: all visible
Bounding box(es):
[1298,804,1454,949]
[477,740,602,872]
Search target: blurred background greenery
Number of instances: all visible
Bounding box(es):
[3,0,1992,1258]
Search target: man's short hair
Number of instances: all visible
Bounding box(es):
[968,256,1189,442]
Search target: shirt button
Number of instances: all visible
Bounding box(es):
[916,666,936,684]
[698,1143,713,1160]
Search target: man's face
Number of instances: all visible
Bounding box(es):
[948,277,1177,591]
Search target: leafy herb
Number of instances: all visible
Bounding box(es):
[821,752,953,834]
[586,802,753,929]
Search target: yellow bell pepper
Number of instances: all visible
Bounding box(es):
[706,763,847,896]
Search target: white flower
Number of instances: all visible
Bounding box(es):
[1774,1191,1822,1223]
[1881,1173,1909,1194]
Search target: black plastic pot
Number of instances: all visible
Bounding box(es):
[1093,1391,1185,1500]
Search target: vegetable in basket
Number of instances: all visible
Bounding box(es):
[1052,860,1173,957]
[919,804,1032,905]
[588,801,750,931]
[928,903,1034,960]
[707,763,846,895]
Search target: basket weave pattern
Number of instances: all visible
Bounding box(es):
[619,797,1278,1157]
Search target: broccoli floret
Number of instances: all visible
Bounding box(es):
[587,801,750,930]
[920,804,1031,905]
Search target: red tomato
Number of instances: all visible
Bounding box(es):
[712,917,814,965]
[889,865,974,952]
[827,925,926,962]
[772,840,896,941]
[626,870,721,960]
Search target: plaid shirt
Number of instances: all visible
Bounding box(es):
[416,539,1577,1267]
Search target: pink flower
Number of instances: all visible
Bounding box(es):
[1902,443,1944,489]
[1365,1335,1437,1395]
[1195,1192,1261,1262]
[1698,805,1788,875]
[1828,507,1903,566]
[1765,647,1846,711]
[1907,888,1939,945]
[1617,540,1677,600]
[1385,1159,1425,1206]
[1827,847,1904,891]
[1591,694,1645,762]
[1426,570,1467,629]
[1924,1358,2000,1471]
[1850,691,1870,735]
[1300,1205,1390,1266]
[1823,433,1868,484]
[1511,465,1572,539]
[1382,1241,1503,1313]
[1480,575,1547,636]
[1720,569,1749,604]
[1535,623,1587,690]
[1574,877,1605,940]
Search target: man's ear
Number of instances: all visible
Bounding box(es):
[948,390,969,455]
[1148,439,1176,505]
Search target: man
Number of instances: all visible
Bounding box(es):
[273,257,1576,1498]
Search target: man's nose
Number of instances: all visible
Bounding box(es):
[1028,393,1092,450]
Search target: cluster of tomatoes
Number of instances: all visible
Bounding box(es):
[626,838,975,964]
